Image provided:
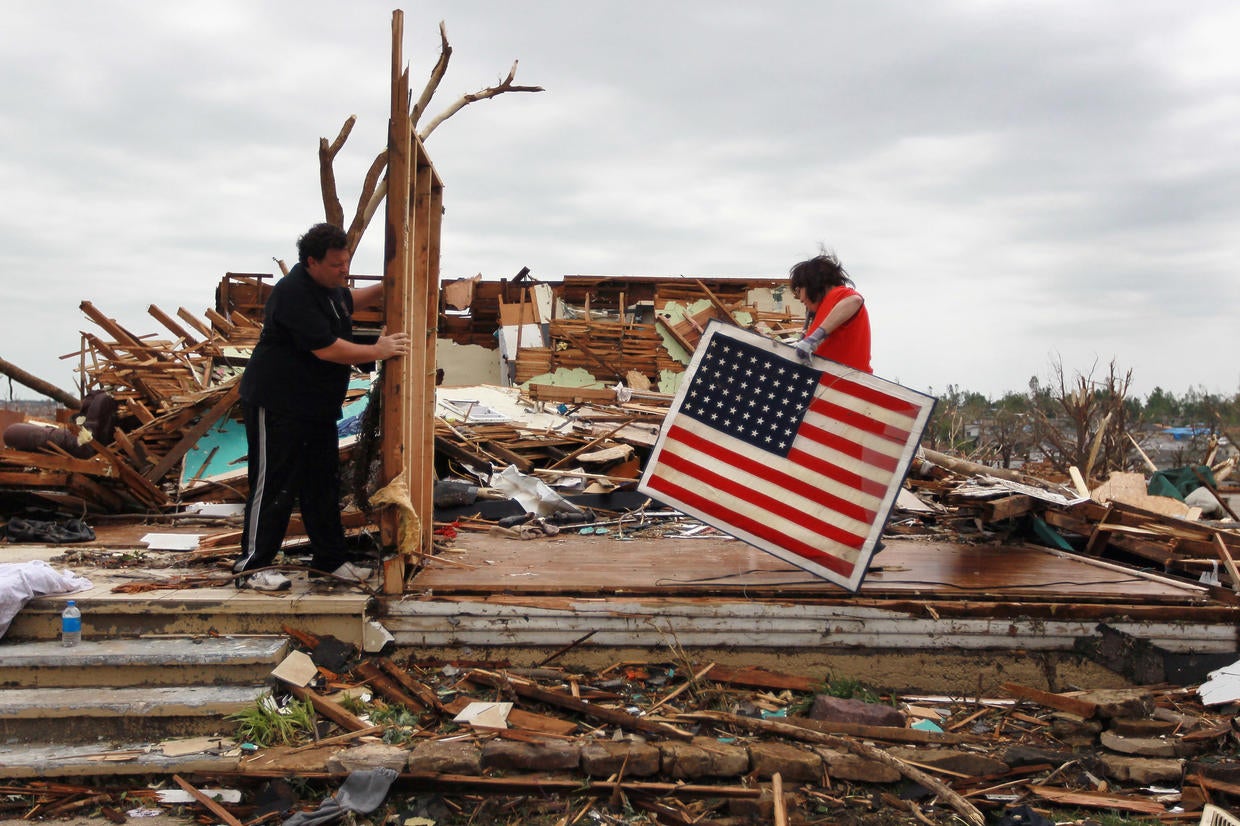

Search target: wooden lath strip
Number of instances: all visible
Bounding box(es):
[148,304,201,347]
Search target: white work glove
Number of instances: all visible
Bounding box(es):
[794,326,827,360]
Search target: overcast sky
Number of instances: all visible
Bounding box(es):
[2,1,1237,403]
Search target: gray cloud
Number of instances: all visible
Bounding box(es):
[1,0,1237,402]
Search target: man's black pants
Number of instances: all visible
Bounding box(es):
[233,403,348,574]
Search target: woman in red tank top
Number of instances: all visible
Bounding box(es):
[788,250,872,373]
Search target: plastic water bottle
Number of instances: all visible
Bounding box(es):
[61,600,81,647]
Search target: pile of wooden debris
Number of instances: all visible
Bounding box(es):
[3,633,1239,825]
[0,292,252,513]
[0,273,798,518]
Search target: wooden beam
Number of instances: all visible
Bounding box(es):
[354,660,429,713]
[0,447,115,478]
[378,12,444,594]
[380,12,413,594]
[465,669,692,741]
[680,710,984,826]
[559,329,625,382]
[415,138,443,555]
[0,355,80,408]
[1213,531,1240,594]
[0,470,70,486]
[286,684,371,732]
[79,301,154,354]
[176,307,214,340]
[87,439,169,509]
[147,305,200,347]
[1192,466,1240,521]
[170,776,245,826]
[1024,785,1164,816]
[693,278,738,325]
[1001,682,1097,718]
[981,494,1034,522]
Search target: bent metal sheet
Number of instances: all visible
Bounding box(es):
[638,321,936,593]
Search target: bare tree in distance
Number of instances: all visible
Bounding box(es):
[1028,357,1136,485]
[317,20,544,254]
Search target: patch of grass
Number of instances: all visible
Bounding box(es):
[373,704,421,744]
[338,692,370,717]
[227,693,316,747]
[822,675,883,704]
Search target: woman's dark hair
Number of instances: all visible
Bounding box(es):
[297,223,349,265]
[788,250,852,306]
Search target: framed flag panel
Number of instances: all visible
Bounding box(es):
[638,321,936,592]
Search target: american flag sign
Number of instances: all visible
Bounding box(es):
[639,321,936,592]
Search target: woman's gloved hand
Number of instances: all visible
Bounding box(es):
[794,326,828,360]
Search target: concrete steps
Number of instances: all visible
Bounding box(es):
[0,683,271,743]
[0,636,290,688]
[0,547,399,782]
[5,583,371,645]
[0,561,374,777]
[0,636,288,744]
[0,740,241,780]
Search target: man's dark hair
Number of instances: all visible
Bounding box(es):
[297,223,349,265]
[788,249,853,305]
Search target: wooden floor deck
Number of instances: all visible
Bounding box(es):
[389,532,1240,691]
[6,522,1237,693]
[414,532,1214,608]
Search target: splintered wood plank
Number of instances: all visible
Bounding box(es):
[176,307,215,339]
[705,665,815,692]
[982,494,1034,522]
[1001,682,1097,718]
[380,29,414,593]
[286,684,370,731]
[0,447,115,477]
[1024,786,1164,815]
[171,776,245,826]
[378,21,443,594]
[0,470,70,486]
[148,304,201,346]
[1213,531,1240,594]
[415,140,443,542]
[440,695,578,736]
[88,439,167,508]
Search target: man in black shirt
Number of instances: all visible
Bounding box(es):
[233,223,409,591]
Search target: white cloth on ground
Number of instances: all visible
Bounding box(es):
[0,560,93,638]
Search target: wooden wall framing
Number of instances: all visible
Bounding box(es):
[379,11,444,593]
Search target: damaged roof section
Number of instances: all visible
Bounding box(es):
[435,271,805,392]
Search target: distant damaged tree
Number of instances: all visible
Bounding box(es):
[317,20,544,253]
[1028,358,1137,485]
[976,391,1038,469]
[924,384,990,456]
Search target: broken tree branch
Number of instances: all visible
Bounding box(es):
[418,59,544,141]
[319,115,356,229]
[318,22,543,252]
[411,21,452,127]
[346,148,390,255]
